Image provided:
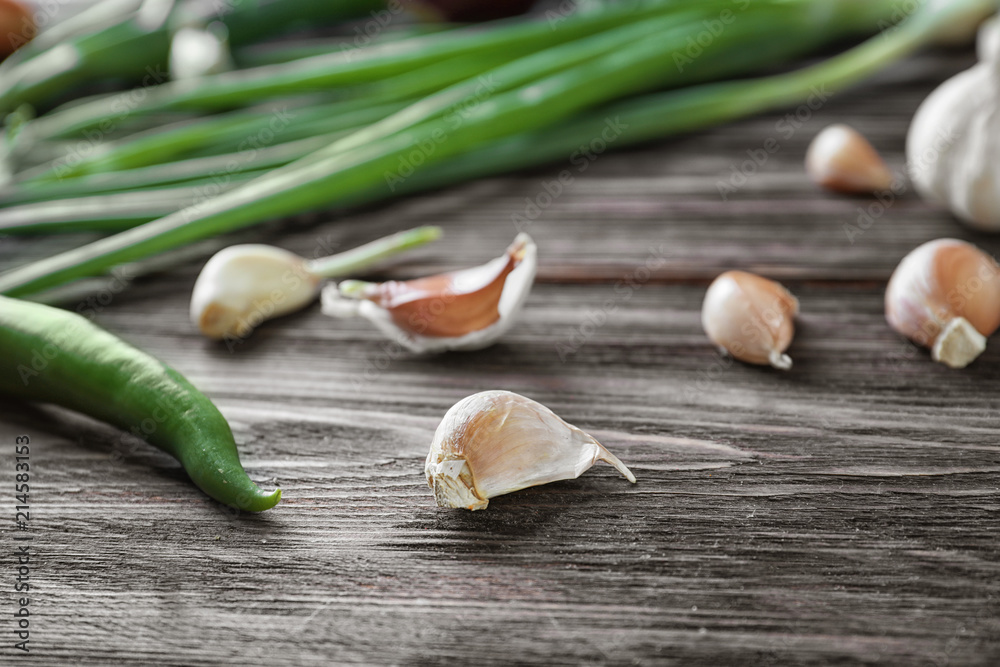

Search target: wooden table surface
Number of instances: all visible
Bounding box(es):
[1,50,998,666]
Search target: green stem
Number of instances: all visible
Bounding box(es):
[0,0,981,297]
[306,225,442,278]
[14,0,722,140]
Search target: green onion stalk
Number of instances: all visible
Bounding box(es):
[4,0,799,142]
[0,0,388,114]
[0,0,994,298]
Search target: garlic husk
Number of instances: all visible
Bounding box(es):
[885,238,1000,368]
[191,244,320,340]
[806,124,894,194]
[321,233,536,353]
[908,17,1000,231]
[702,270,799,370]
[426,390,636,510]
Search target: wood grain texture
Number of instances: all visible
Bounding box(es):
[1,51,999,666]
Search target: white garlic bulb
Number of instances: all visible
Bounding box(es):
[806,124,894,194]
[191,226,441,340]
[322,233,537,353]
[908,17,1000,231]
[702,270,799,370]
[885,238,1000,368]
[191,244,321,340]
[426,391,636,510]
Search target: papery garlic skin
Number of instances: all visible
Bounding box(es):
[908,18,1000,231]
[322,233,537,353]
[806,124,894,194]
[885,238,1000,368]
[426,391,636,510]
[702,271,799,370]
[191,244,321,340]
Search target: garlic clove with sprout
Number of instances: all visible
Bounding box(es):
[885,238,1000,368]
[702,270,799,370]
[191,244,321,341]
[426,390,636,510]
[806,124,894,194]
[322,233,536,353]
[908,18,1000,231]
[191,226,441,341]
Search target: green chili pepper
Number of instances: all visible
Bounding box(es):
[0,295,280,512]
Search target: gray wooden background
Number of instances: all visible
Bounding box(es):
[1,50,998,665]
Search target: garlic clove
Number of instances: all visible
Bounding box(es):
[322,233,537,353]
[192,226,442,341]
[885,238,1000,368]
[191,244,321,340]
[908,18,1000,231]
[806,124,894,194]
[425,390,636,510]
[701,270,799,370]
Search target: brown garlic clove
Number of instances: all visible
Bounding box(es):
[701,270,799,370]
[806,124,894,194]
[426,390,636,510]
[322,233,536,353]
[886,238,1000,368]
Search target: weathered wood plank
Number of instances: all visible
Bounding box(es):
[2,282,999,666]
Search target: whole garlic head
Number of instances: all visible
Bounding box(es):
[702,270,799,370]
[322,233,536,353]
[426,390,636,510]
[886,238,1000,368]
[908,17,1000,231]
[191,244,321,340]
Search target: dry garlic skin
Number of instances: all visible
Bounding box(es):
[322,233,536,353]
[702,271,799,370]
[885,239,1000,367]
[426,391,636,510]
[361,240,521,337]
[806,124,893,194]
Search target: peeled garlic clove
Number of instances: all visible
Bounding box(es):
[191,227,441,341]
[322,233,536,353]
[806,124,894,194]
[908,18,1000,231]
[886,238,1000,368]
[191,244,320,340]
[702,270,799,370]
[426,390,636,510]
